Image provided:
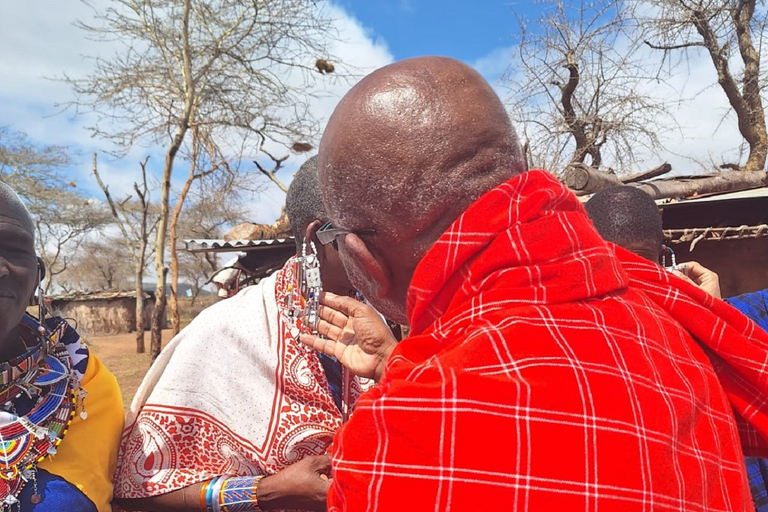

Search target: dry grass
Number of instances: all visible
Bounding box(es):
[86,330,174,411]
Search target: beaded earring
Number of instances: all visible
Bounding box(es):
[661,245,676,269]
[299,239,323,336]
[36,263,47,337]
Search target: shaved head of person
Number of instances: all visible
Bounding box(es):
[0,181,39,359]
[584,186,664,263]
[318,56,526,323]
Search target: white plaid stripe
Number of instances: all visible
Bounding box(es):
[328,171,764,511]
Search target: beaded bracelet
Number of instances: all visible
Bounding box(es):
[218,475,265,512]
[200,476,227,512]
[199,480,211,512]
[211,476,227,512]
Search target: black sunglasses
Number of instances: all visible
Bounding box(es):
[317,222,376,248]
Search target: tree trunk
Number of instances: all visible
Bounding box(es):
[134,264,145,354]
[631,171,768,200]
[150,128,184,360]
[150,267,168,360]
[564,164,623,195]
[744,124,768,172]
[150,0,192,361]
[621,163,672,184]
[169,133,199,336]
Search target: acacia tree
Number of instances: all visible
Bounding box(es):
[168,129,239,334]
[507,0,677,175]
[67,0,342,359]
[175,175,246,308]
[0,127,109,292]
[57,237,135,293]
[93,154,159,353]
[635,0,768,171]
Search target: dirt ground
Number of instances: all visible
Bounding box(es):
[86,330,174,411]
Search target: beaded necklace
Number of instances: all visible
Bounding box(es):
[279,251,357,423]
[0,316,77,510]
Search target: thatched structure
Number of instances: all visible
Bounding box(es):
[49,290,159,336]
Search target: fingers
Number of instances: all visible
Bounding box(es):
[298,333,337,357]
[317,304,349,330]
[312,454,332,474]
[678,261,722,299]
[671,270,697,287]
[319,292,364,317]
[316,317,343,341]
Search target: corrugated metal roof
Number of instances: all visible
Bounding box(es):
[183,237,295,253]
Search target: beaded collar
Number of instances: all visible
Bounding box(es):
[0,315,77,510]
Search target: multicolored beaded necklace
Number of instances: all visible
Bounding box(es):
[0,316,78,510]
[279,249,357,423]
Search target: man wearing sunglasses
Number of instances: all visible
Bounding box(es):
[298,56,768,511]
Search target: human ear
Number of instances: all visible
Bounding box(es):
[304,220,326,262]
[342,233,391,299]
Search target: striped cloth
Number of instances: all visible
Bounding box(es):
[727,290,768,512]
[327,170,768,511]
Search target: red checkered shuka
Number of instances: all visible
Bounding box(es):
[327,170,768,512]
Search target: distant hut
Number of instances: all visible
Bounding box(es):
[48,290,159,336]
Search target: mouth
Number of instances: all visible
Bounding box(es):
[0,291,15,300]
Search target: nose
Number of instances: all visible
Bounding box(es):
[0,257,10,279]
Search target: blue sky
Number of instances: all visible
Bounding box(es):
[1,0,535,224]
[0,0,744,225]
[338,0,519,63]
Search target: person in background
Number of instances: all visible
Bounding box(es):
[296,55,768,511]
[113,156,375,512]
[584,185,721,297]
[0,181,123,511]
[585,183,768,512]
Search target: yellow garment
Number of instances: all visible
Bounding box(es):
[39,352,124,512]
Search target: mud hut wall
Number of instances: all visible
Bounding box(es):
[53,297,136,336]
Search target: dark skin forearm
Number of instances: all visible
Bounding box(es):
[113,471,325,512]
[113,482,203,512]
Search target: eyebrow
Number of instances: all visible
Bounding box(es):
[0,220,35,245]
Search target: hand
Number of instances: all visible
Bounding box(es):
[299,292,397,382]
[673,261,722,299]
[257,454,332,511]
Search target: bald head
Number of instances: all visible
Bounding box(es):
[318,56,525,322]
[320,57,524,244]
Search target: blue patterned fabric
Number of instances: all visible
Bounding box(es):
[17,469,97,511]
[45,316,89,376]
[727,290,768,333]
[746,458,768,512]
[726,290,768,511]
[318,353,343,412]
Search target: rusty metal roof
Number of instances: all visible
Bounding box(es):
[183,237,295,253]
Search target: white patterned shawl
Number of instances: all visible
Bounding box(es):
[114,262,370,499]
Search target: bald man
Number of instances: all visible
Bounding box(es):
[299,57,768,511]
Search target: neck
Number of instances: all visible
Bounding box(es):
[0,325,30,362]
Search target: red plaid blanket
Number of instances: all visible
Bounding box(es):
[327,170,768,511]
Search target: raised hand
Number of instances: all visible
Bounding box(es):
[299,292,397,382]
[673,261,722,299]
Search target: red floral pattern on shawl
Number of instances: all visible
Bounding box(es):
[115,260,369,502]
[327,170,768,511]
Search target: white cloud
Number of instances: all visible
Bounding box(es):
[0,1,394,225]
[474,38,749,176]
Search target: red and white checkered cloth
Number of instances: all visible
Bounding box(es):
[327,170,768,511]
